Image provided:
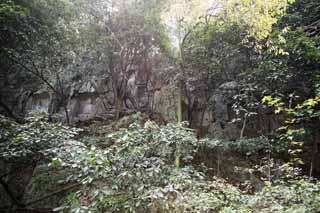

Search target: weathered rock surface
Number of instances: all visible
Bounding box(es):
[26,75,280,141]
[208,81,240,139]
[26,69,152,124]
[152,85,178,122]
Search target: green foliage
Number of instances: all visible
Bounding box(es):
[50,120,320,212]
[52,121,199,211]
[63,192,81,210]
[217,0,294,43]
[199,137,287,155]
[0,1,28,21]
[262,96,320,124]
[1,0,320,211]
[0,114,80,162]
[0,113,316,212]
[242,0,320,99]
[285,29,320,63]
[159,24,174,57]
[50,141,110,185]
[262,96,320,165]
[149,169,243,212]
[233,179,320,213]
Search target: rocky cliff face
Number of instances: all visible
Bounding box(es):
[26,70,152,124]
[26,72,280,139]
[151,80,243,138]
[27,78,111,123]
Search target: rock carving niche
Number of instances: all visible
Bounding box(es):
[28,93,50,113]
[209,81,240,139]
[125,67,149,111]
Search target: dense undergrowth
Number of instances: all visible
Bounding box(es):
[1,113,320,212]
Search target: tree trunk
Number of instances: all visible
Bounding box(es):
[175,85,183,168]
[63,104,70,125]
[240,114,247,138]
[217,152,221,177]
[309,138,317,178]
[115,96,123,120]
[48,93,59,122]
[177,85,182,123]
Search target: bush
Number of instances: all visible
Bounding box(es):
[50,121,320,212]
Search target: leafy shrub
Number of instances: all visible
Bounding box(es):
[227,179,320,213]
[53,121,199,212]
[199,136,287,155]
[0,113,81,209]
[51,120,320,213]
[0,114,80,163]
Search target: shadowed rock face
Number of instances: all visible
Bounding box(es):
[26,78,106,123]
[208,81,240,139]
[26,71,152,123]
[152,85,178,122]
[28,93,50,113]
[151,80,242,139]
[26,78,278,140]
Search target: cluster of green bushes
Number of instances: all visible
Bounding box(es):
[1,113,320,212]
[50,120,320,212]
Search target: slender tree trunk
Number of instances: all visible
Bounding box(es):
[115,96,123,120]
[268,139,271,182]
[200,107,206,129]
[309,138,317,178]
[175,148,181,168]
[63,104,70,125]
[217,152,221,177]
[240,114,247,138]
[177,85,182,123]
[175,85,183,168]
